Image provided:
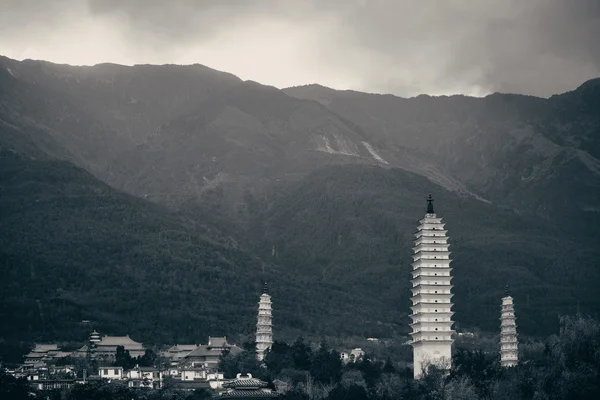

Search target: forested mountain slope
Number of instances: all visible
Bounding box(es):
[1,56,599,344]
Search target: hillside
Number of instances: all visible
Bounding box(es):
[284,83,600,238]
[0,55,599,343]
[240,165,599,335]
[0,151,423,344]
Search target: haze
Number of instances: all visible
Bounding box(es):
[1,0,599,97]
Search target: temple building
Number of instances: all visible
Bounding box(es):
[256,282,273,361]
[500,286,519,367]
[24,344,71,365]
[219,373,278,399]
[409,194,455,379]
[184,337,242,370]
[74,331,145,360]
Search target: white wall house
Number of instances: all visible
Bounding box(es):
[127,367,163,389]
[99,367,124,380]
[181,368,206,381]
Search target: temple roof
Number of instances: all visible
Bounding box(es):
[30,344,60,353]
[97,335,143,347]
[167,344,198,352]
[222,377,267,389]
[185,346,223,358]
[220,389,278,398]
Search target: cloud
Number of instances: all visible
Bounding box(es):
[0,0,598,97]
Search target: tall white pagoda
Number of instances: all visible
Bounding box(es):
[256,282,273,361]
[410,194,455,379]
[500,285,519,367]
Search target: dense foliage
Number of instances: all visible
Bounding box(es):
[214,315,600,400]
[2,152,599,358]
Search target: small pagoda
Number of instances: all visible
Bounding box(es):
[500,285,519,367]
[219,374,278,399]
[89,330,101,348]
[409,194,455,379]
[256,282,273,361]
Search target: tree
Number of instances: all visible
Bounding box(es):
[451,349,500,397]
[354,357,382,388]
[0,369,33,400]
[281,387,309,400]
[114,345,134,369]
[310,342,342,384]
[340,370,367,390]
[291,337,312,371]
[138,349,157,367]
[326,384,369,400]
[264,341,294,374]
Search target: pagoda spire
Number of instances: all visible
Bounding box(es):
[410,197,454,379]
[256,283,273,361]
[500,287,519,367]
[426,194,435,214]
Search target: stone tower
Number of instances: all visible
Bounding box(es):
[500,285,519,367]
[410,194,455,379]
[256,282,273,361]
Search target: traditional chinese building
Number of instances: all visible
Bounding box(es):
[24,344,70,365]
[184,337,242,370]
[500,285,519,367]
[219,373,278,399]
[162,344,199,366]
[410,194,455,379]
[74,331,145,360]
[256,282,273,361]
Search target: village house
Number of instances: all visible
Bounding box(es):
[99,366,124,381]
[340,348,365,364]
[127,366,163,389]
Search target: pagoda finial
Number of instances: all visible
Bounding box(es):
[426,194,435,214]
[505,285,510,296]
[263,281,269,294]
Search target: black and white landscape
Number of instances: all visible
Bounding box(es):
[2,55,599,342]
[1,1,600,399]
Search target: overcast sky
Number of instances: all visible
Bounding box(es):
[1,0,599,97]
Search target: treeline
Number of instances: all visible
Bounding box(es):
[1,315,598,399]
[218,315,600,399]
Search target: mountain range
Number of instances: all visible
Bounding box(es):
[0,55,598,347]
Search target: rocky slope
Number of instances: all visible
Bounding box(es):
[284,82,600,237]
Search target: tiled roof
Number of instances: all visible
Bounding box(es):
[185,345,223,358]
[222,378,267,389]
[25,353,45,358]
[30,344,60,353]
[167,344,198,352]
[98,335,144,348]
[220,389,278,398]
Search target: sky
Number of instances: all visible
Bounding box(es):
[1,0,599,98]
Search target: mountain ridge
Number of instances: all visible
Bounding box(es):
[1,55,599,344]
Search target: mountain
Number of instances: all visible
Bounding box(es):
[283,83,600,237]
[1,151,409,344]
[0,55,599,344]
